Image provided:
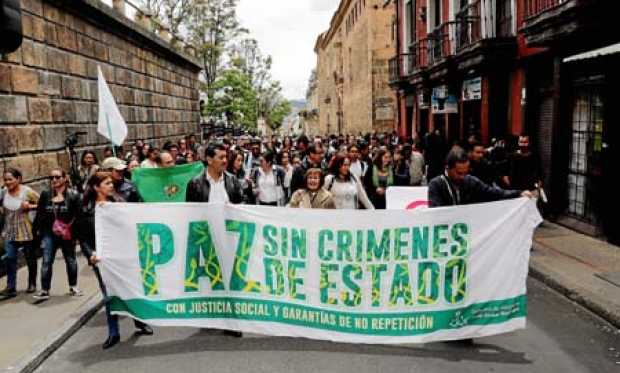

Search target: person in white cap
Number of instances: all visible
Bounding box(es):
[100,157,141,202]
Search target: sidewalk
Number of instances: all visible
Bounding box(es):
[530,221,620,329]
[0,254,102,373]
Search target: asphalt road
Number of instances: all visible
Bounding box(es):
[35,279,620,373]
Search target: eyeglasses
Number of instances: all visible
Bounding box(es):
[50,175,63,180]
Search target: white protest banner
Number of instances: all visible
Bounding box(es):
[97,199,541,344]
[386,186,429,210]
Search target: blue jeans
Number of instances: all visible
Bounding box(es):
[40,233,77,291]
[3,240,37,290]
[93,266,146,338]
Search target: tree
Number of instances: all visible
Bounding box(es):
[207,69,258,129]
[187,0,248,98]
[267,99,292,131]
[141,0,195,35]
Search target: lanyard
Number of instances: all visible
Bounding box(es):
[441,174,460,205]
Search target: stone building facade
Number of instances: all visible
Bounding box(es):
[314,0,397,136]
[0,0,201,191]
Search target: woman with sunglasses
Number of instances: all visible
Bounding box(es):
[32,168,82,300]
[1,168,39,298]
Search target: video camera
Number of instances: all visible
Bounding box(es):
[65,132,87,148]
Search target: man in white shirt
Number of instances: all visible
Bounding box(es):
[348,143,367,179]
[140,147,160,168]
[186,143,242,204]
[184,143,243,338]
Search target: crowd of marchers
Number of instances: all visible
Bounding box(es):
[0,129,541,349]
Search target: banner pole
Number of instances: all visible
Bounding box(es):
[106,112,117,158]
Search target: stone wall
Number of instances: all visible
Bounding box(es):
[0,0,201,190]
[314,0,397,136]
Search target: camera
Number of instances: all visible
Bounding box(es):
[64,132,87,148]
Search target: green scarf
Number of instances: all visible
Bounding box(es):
[372,165,394,188]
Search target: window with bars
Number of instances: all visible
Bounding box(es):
[567,83,605,222]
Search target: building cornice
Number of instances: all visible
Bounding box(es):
[315,0,353,51]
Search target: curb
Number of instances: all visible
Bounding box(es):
[528,264,620,330]
[3,294,104,373]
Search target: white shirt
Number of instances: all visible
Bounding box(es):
[349,160,367,179]
[206,171,229,203]
[141,159,159,168]
[324,175,374,210]
[257,168,278,203]
[328,178,358,209]
[283,164,294,188]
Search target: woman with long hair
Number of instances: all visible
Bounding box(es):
[227,150,254,204]
[324,155,374,210]
[288,168,336,209]
[32,168,82,300]
[0,168,39,298]
[277,151,294,200]
[77,172,153,349]
[363,149,394,209]
[250,151,286,206]
[78,150,100,192]
[393,147,411,186]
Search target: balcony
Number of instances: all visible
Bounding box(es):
[388,41,429,85]
[455,0,482,51]
[522,0,615,50]
[427,22,457,65]
[391,0,518,83]
[524,0,563,19]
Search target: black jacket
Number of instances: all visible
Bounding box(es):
[74,196,121,261]
[115,178,142,202]
[186,169,243,204]
[33,188,81,235]
[428,174,522,208]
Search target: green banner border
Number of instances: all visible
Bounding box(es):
[109,294,526,336]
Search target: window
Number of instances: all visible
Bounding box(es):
[405,0,416,45]
[432,0,441,28]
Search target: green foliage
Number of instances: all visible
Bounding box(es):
[208,69,258,128]
[267,99,292,130]
[142,0,291,130]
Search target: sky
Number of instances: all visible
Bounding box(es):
[237,0,340,101]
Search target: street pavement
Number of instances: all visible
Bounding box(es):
[34,279,620,373]
[0,253,101,372]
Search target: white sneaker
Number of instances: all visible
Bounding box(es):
[33,291,50,300]
[69,287,83,297]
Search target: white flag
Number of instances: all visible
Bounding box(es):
[97,66,127,146]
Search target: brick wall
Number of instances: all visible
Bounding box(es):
[0,0,201,190]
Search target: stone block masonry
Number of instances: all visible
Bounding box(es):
[0,0,202,186]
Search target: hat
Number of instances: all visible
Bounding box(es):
[101,157,127,171]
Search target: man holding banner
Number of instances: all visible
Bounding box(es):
[428,147,534,208]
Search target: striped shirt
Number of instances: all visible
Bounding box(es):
[1,186,40,242]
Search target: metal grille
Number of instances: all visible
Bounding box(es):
[567,84,604,222]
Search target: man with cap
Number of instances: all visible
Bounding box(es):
[101,157,142,203]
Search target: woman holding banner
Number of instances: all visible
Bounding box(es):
[77,172,153,350]
[288,168,336,209]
